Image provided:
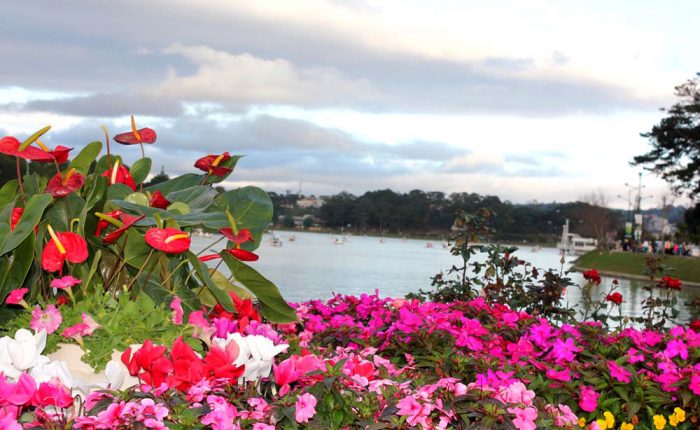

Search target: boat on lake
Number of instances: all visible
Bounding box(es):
[557,219,597,254]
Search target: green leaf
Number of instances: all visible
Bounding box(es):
[109,200,228,228]
[0,193,52,256]
[166,186,217,213]
[130,157,152,185]
[220,253,296,323]
[0,180,18,209]
[124,192,150,207]
[195,269,252,307]
[123,230,152,269]
[83,250,102,295]
[69,141,103,175]
[0,234,35,303]
[145,173,202,195]
[211,186,273,251]
[186,251,234,312]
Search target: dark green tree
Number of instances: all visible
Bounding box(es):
[633,74,700,197]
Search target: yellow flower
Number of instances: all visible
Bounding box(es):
[673,408,686,423]
[620,422,634,430]
[596,418,608,430]
[653,414,667,430]
[579,417,587,428]
[669,414,679,427]
[604,411,615,428]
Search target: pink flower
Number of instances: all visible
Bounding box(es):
[30,305,62,334]
[170,296,183,325]
[578,385,599,412]
[607,360,632,383]
[201,395,238,429]
[32,380,73,408]
[495,382,535,406]
[294,392,317,423]
[61,313,100,341]
[665,339,689,360]
[507,406,537,430]
[0,373,37,405]
[5,288,28,305]
[50,275,81,290]
[548,337,580,364]
[545,367,571,382]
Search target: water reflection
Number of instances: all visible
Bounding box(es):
[192,231,700,322]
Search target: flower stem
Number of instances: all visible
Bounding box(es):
[125,249,155,292]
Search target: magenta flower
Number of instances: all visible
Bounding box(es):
[5,288,28,307]
[578,385,599,412]
[30,305,63,335]
[170,296,183,325]
[50,275,81,290]
[294,392,317,424]
[607,360,632,383]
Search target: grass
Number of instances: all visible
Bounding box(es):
[575,250,700,284]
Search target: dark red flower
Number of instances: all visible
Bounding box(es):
[167,337,204,391]
[113,116,157,145]
[689,320,700,333]
[101,160,136,190]
[219,227,254,244]
[33,140,73,164]
[582,269,601,285]
[149,190,171,209]
[605,292,623,305]
[0,136,54,161]
[120,339,173,387]
[11,207,23,231]
[95,210,124,237]
[45,168,85,197]
[41,226,89,273]
[56,295,69,307]
[194,152,232,176]
[210,292,261,331]
[199,247,259,263]
[102,214,145,245]
[203,343,244,382]
[145,228,191,254]
[659,276,682,290]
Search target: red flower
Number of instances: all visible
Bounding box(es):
[101,160,136,190]
[210,292,261,331]
[219,227,254,244]
[113,116,157,145]
[45,168,85,197]
[659,276,682,290]
[689,320,700,333]
[145,228,191,254]
[203,344,244,382]
[167,337,204,391]
[32,140,73,164]
[120,339,173,387]
[605,292,623,305]
[103,214,144,245]
[95,210,124,237]
[199,247,259,262]
[0,136,54,161]
[11,207,23,231]
[41,226,89,272]
[149,190,171,209]
[194,152,232,176]
[582,269,601,285]
[56,295,69,307]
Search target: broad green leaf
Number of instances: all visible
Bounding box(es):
[125,192,150,207]
[95,154,123,175]
[130,157,152,185]
[0,193,52,256]
[220,253,296,323]
[0,180,17,209]
[69,141,102,175]
[186,251,234,312]
[83,250,102,296]
[123,230,152,269]
[167,202,190,215]
[0,234,35,303]
[110,200,228,228]
[196,269,252,307]
[204,155,243,184]
[211,186,272,251]
[21,172,46,196]
[145,173,202,195]
[44,193,85,233]
[142,277,201,317]
[166,186,217,213]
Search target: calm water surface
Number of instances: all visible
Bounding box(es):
[193,231,700,322]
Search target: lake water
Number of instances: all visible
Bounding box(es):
[193,231,700,322]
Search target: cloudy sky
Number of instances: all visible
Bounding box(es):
[1,0,697,208]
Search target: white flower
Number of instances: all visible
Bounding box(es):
[30,359,74,388]
[215,333,288,383]
[105,361,125,390]
[0,329,47,380]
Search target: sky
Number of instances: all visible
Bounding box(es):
[1,0,698,209]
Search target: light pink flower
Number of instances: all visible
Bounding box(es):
[507,406,537,430]
[50,275,81,290]
[295,392,317,423]
[30,305,62,334]
[81,313,100,335]
[170,296,183,324]
[5,288,28,305]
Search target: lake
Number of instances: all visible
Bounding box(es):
[193,231,700,322]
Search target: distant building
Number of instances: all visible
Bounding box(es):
[297,196,325,209]
[644,214,677,238]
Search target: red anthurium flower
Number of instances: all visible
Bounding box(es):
[102,214,145,245]
[145,228,191,254]
[45,168,85,198]
[41,226,89,272]
[219,227,254,244]
[33,140,73,164]
[659,276,682,290]
[605,292,623,305]
[10,207,23,231]
[120,339,173,387]
[582,269,601,285]
[95,210,124,237]
[101,159,136,190]
[0,136,54,161]
[210,292,261,331]
[194,152,232,177]
[149,190,171,209]
[113,116,157,145]
[199,247,259,263]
